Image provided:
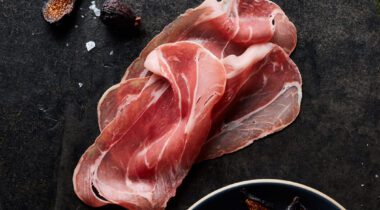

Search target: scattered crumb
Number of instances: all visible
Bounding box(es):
[86,41,96,51]
[361,184,365,187]
[80,7,83,11]
[38,106,47,113]
[66,43,69,47]
[78,82,83,88]
[109,50,114,55]
[89,1,101,17]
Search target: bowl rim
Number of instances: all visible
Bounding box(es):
[188,179,346,210]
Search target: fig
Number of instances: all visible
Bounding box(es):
[100,0,141,31]
[42,0,76,23]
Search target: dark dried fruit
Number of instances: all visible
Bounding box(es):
[241,188,274,209]
[245,199,269,210]
[100,0,141,31]
[42,0,76,23]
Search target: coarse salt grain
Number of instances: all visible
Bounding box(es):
[110,50,114,55]
[86,41,96,51]
[78,82,83,88]
[361,184,365,187]
[375,174,379,178]
[89,1,101,17]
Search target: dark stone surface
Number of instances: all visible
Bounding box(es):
[0,0,379,209]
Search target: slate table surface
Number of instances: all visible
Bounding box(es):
[0,0,379,209]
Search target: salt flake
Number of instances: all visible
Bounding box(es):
[89,1,101,17]
[78,82,83,88]
[86,41,96,51]
[110,50,114,55]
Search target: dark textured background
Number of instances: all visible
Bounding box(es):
[0,0,379,209]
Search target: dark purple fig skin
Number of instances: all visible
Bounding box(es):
[100,0,140,31]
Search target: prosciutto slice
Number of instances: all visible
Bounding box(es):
[74,0,302,209]
[73,42,226,209]
[199,45,301,160]
[96,0,300,160]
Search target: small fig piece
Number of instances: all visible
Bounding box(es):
[100,0,141,31]
[245,199,269,210]
[42,0,76,23]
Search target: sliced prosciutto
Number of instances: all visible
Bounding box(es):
[96,0,301,160]
[199,45,301,160]
[97,0,297,130]
[74,0,303,209]
[73,41,226,209]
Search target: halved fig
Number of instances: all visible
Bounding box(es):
[42,0,76,23]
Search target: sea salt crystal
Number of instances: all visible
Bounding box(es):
[110,50,114,55]
[86,41,96,51]
[375,174,379,178]
[361,184,365,187]
[81,15,85,18]
[66,43,69,47]
[75,25,79,28]
[78,82,83,88]
[89,1,101,17]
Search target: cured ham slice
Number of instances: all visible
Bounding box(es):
[74,0,302,209]
[119,0,296,81]
[73,41,226,209]
[97,0,297,130]
[96,0,300,159]
[199,45,301,160]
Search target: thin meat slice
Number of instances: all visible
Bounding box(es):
[98,0,297,131]
[198,46,301,160]
[122,0,296,80]
[98,77,149,131]
[74,77,169,208]
[73,41,226,209]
